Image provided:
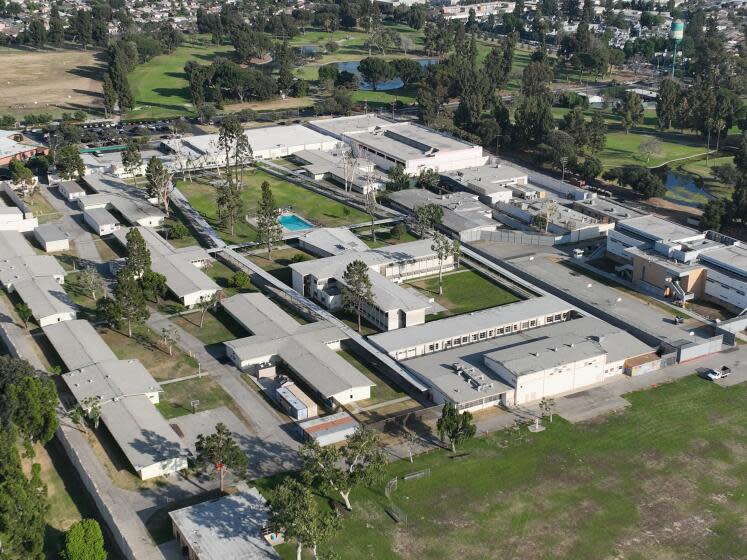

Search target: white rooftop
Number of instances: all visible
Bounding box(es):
[617,215,702,244]
[169,484,279,560]
[298,227,369,256]
[43,319,117,371]
[13,275,75,320]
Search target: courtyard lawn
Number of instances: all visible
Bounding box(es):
[99,325,198,381]
[354,227,419,249]
[127,36,234,119]
[178,169,368,244]
[204,259,254,297]
[156,376,236,419]
[677,155,735,199]
[261,375,747,560]
[408,268,520,320]
[171,307,248,346]
[337,349,407,406]
[247,246,314,286]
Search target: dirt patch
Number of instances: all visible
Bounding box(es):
[0,48,106,116]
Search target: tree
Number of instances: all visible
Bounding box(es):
[577,156,603,182]
[268,478,339,560]
[587,112,607,153]
[216,181,244,236]
[114,268,149,338]
[700,199,726,231]
[80,396,102,429]
[60,519,107,560]
[436,403,476,452]
[256,181,282,259]
[102,74,117,119]
[7,374,58,445]
[561,107,588,148]
[218,114,253,188]
[300,426,385,511]
[122,142,143,186]
[230,270,252,290]
[431,233,459,295]
[539,397,556,422]
[79,266,105,301]
[638,138,662,164]
[145,157,173,215]
[56,146,85,180]
[168,221,189,240]
[14,302,32,330]
[48,5,64,47]
[195,422,248,492]
[364,188,378,242]
[342,260,373,333]
[385,164,410,191]
[616,92,644,133]
[9,159,33,187]
[196,292,220,328]
[125,228,151,277]
[413,203,443,237]
[656,78,681,131]
[415,168,440,191]
[141,270,167,303]
[160,328,179,357]
[358,57,394,91]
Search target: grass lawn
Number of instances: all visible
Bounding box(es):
[26,191,62,224]
[63,271,99,320]
[677,155,735,200]
[408,268,520,320]
[99,325,198,381]
[161,216,200,249]
[338,349,407,407]
[156,376,236,419]
[171,307,247,345]
[262,375,747,560]
[354,227,419,249]
[552,108,708,170]
[127,36,234,119]
[247,246,314,286]
[22,441,98,559]
[178,169,368,244]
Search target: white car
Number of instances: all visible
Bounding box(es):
[704,367,731,381]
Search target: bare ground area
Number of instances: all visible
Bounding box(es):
[0,48,106,116]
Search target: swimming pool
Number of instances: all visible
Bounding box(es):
[278,214,313,231]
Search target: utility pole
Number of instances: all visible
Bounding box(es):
[560,156,569,182]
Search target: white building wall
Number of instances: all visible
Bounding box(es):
[704,268,747,310]
[607,229,647,261]
[332,385,371,405]
[58,184,85,202]
[138,456,189,481]
[182,288,221,308]
[38,311,77,327]
[38,238,70,253]
[84,212,118,235]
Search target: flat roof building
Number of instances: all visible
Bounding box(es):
[289,239,451,331]
[571,197,644,224]
[63,359,188,480]
[43,319,117,371]
[369,295,574,360]
[161,124,340,170]
[441,164,528,206]
[84,207,120,236]
[308,115,488,175]
[297,410,360,446]
[0,181,38,232]
[169,484,280,560]
[113,226,219,307]
[81,175,165,227]
[387,189,499,241]
[13,275,76,326]
[222,293,374,405]
[56,180,86,202]
[293,149,386,194]
[34,224,70,252]
[0,130,49,166]
[402,316,652,411]
[297,227,369,257]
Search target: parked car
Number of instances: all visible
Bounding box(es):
[701,366,731,381]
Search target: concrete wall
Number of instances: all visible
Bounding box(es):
[705,268,747,311]
[480,229,558,246]
[677,335,724,363]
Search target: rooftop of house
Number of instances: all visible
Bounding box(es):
[222,293,374,399]
[572,197,644,221]
[297,227,369,256]
[168,484,279,560]
[442,163,528,189]
[617,215,702,244]
[13,275,75,319]
[0,254,66,288]
[34,223,68,243]
[42,319,117,372]
[387,189,497,233]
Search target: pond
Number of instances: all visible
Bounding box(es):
[297,45,319,57]
[336,58,438,91]
[663,170,716,208]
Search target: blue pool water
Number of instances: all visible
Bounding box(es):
[279,214,313,231]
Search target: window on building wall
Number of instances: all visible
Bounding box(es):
[521,322,529,329]
[529,320,536,327]
[479,331,487,339]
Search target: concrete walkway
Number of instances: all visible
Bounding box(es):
[147,311,300,477]
[39,183,103,266]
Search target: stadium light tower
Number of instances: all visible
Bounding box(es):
[670,19,684,78]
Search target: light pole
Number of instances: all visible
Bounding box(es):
[560,156,569,182]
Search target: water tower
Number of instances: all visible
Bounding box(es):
[670,19,684,77]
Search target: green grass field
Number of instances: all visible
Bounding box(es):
[552,108,708,170]
[156,376,236,419]
[259,375,747,560]
[171,307,248,345]
[177,169,369,244]
[128,36,234,119]
[408,268,520,320]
